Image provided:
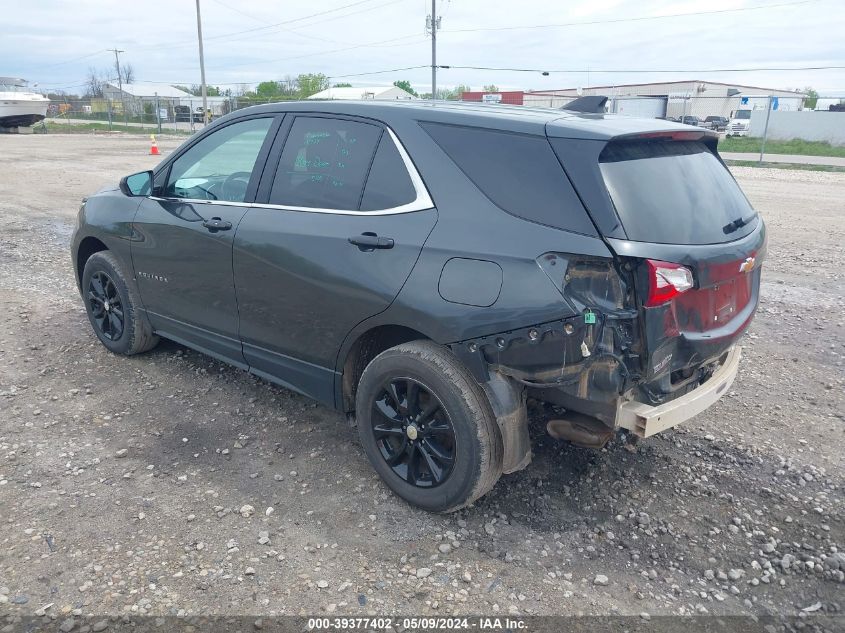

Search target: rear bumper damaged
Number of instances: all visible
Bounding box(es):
[617,345,740,438]
[451,317,741,459]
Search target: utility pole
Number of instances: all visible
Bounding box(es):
[108,48,127,127]
[759,95,773,164]
[427,0,440,99]
[195,0,208,125]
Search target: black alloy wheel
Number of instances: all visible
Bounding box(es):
[355,340,503,512]
[87,271,124,341]
[81,251,159,355]
[371,377,456,488]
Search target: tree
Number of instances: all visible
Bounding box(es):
[419,86,466,100]
[84,67,105,98]
[483,84,499,93]
[174,84,222,97]
[296,73,329,98]
[255,81,282,99]
[121,64,135,84]
[803,86,819,110]
[333,82,352,88]
[449,84,472,100]
[393,80,418,97]
[195,84,221,96]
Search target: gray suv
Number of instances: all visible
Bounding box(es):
[71,101,765,511]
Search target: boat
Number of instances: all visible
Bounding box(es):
[0,77,49,128]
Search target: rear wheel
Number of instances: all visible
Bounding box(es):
[82,251,159,355]
[356,341,503,512]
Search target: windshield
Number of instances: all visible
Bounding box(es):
[734,110,752,120]
[598,140,757,245]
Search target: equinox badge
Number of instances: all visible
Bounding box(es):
[739,256,757,274]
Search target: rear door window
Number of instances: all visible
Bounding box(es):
[421,122,597,235]
[270,116,381,210]
[597,140,757,244]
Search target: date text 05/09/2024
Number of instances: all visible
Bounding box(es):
[307,617,527,630]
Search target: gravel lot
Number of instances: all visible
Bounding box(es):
[0,134,842,623]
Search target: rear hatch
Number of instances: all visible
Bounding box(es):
[548,121,766,404]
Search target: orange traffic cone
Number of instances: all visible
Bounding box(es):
[149,135,160,156]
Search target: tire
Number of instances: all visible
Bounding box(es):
[81,251,159,355]
[355,341,503,512]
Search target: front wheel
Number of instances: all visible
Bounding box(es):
[81,251,159,355]
[356,341,503,512]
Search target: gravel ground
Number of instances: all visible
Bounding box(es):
[0,134,842,623]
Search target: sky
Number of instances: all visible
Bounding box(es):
[2,0,843,96]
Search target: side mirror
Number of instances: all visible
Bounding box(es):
[119,170,153,197]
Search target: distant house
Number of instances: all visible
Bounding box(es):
[102,82,192,115]
[101,82,228,116]
[308,86,418,101]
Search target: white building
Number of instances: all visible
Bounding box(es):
[524,80,805,120]
[102,82,228,116]
[308,86,418,101]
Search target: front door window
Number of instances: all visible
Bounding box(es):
[165,117,273,203]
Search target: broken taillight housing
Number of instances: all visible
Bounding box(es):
[644,259,694,306]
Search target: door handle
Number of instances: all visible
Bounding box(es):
[203,217,232,231]
[348,233,395,251]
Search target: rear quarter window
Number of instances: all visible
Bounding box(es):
[598,140,757,244]
[420,122,597,235]
[359,134,416,211]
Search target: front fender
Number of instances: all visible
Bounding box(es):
[71,189,143,293]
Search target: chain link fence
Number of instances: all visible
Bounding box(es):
[461,90,845,159]
[40,95,311,135]
[38,90,845,160]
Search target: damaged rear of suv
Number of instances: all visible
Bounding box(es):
[389,106,765,509]
[72,101,764,513]
[531,125,765,443]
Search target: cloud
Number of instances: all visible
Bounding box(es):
[3,0,843,94]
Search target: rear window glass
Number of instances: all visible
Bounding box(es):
[421,123,596,235]
[270,117,381,210]
[598,140,757,244]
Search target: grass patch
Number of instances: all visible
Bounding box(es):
[718,136,845,158]
[35,120,192,136]
[724,159,845,173]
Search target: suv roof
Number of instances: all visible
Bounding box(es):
[231,100,703,141]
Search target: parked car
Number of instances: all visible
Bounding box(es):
[72,102,765,512]
[679,115,702,126]
[703,116,729,131]
[174,105,208,123]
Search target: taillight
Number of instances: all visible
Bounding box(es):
[645,259,694,306]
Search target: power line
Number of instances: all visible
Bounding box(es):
[203,0,406,44]
[441,0,822,34]
[218,33,427,69]
[128,0,408,54]
[207,0,357,47]
[330,65,429,79]
[43,65,431,90]
[32,49,108,70]
[438,64,845,74]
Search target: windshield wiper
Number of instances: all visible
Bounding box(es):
[723,212,756,235]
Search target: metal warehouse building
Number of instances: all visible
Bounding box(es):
[465,81,805,120]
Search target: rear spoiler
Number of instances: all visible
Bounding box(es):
[610,129,720,153]
[561,96,608,113]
